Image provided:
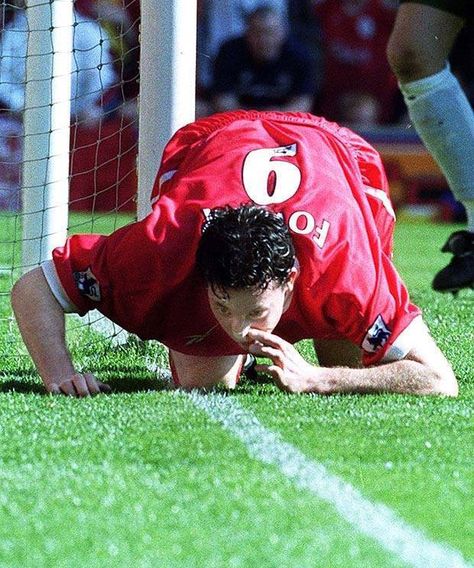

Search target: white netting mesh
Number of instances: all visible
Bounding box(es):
[0,0,139,322]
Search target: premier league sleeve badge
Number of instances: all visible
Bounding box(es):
[73,267,101,302]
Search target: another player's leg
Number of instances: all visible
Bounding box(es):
[387,3,474,292]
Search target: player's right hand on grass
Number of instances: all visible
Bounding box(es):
[47,372,111,397]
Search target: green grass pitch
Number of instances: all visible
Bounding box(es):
[0,214,472,567]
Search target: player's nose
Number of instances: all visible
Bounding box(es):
[230,318,250,342]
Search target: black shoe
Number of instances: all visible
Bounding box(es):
[432,230,474,293]
[242,354,258,381]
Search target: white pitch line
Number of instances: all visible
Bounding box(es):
[186,391,472,568]
[80,320,471,568]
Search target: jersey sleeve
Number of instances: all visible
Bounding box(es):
[305,126,422,365]
[48,233,110,316]
[360,253,421,366]
[321,243,421,366]
[44,201,201,338]
[42,259,79,313]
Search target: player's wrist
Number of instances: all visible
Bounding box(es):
[41,366,77,391]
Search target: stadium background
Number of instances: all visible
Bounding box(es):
[0,0,472,222]
[0,2,472,567]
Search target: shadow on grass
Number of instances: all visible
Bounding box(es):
[0,380,45,394]
[105,376,172,394]
[0,374,172,395]
[0,365,275,396]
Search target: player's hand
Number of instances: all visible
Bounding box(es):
[247,329,332,394]
[47,373,111,397]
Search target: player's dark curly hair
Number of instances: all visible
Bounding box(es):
[196,204,295,292]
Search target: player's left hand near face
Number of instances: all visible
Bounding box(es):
[247,329,328,394]
[48,373,111,397]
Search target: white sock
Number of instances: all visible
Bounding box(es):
[400,66,474,231]
[462,200,474,233]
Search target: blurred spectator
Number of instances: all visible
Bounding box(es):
[0,113,21,210]
[197,0,288,94]
[74,0,140,117]
[0,0,118,122]
[287,0,323,88]
[210,6,315,113]
[312,0,402,126]
[0,0,136,213]
[69,117,137,212]
[67,0,139,211]
[337,92,381,128]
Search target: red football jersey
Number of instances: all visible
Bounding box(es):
[48,111,420,365]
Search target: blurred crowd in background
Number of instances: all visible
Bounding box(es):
[197,0,474,128]
[0,0,473,216]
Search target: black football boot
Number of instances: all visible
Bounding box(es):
[432,230,474,294]
[242,354,258,381]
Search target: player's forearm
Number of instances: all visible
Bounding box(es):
[311,360,458,396]
[11,267,76,389]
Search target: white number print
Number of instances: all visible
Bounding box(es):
[241,143,330,248]
[242,144,301,205]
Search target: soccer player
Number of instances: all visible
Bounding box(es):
[11,111,458,397]
[387,0,474,293]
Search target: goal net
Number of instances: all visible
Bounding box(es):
[0,0,196,381]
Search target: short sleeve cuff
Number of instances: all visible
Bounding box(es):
[381,315,427,363]
[41,259,78,313]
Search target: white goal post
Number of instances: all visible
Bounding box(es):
[21,0,73,271]
[137,0,197,219]
[19,0,197,269]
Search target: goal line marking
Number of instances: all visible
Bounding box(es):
[186,390,472,568]
[82,314,471,568]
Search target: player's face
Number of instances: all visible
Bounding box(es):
[246,13,286,62]
[208,276,295,349]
